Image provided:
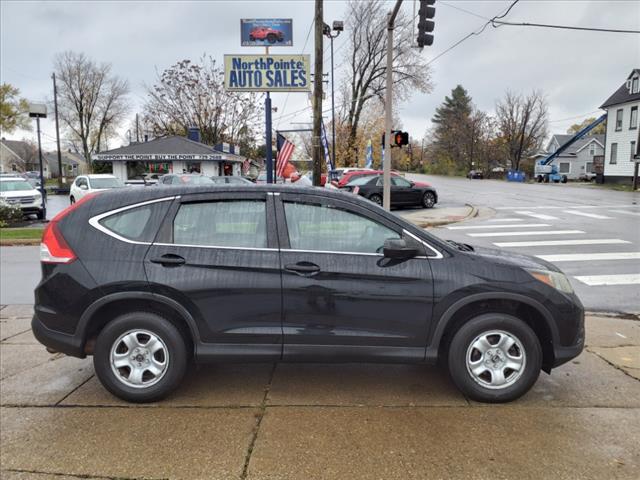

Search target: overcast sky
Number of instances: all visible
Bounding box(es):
[1,0,638,153]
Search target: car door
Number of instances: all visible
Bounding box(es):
[74,177,87,199]
[144,191,282,359]
[275,192,435,362]
[391,176,417,204]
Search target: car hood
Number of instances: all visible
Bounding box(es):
[0,189,39,198]
[458,243,561,272]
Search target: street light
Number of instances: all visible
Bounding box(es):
[28,103,47,220]
[323,20,343,169]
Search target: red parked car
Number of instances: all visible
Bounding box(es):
[249,27,284,44]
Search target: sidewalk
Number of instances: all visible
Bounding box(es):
[1,305,639,479]
[399,204,478,228]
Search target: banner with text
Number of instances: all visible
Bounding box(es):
[224,54,310,92]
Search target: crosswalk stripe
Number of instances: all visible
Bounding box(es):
[446,223,549,230]
[495,205,633,210]
[563,210,613,219]
[610,209,640,217]
[486,218,523,222]
[515,211,559,220]
[494,239,632,247]
[574,274,640,286]
[468,230,584,237]
[537,252,640,262]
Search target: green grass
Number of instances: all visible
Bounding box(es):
[0,227,44,241]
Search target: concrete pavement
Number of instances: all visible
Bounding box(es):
[1,305,639,479]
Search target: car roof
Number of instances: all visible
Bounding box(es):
[85,174,117,178]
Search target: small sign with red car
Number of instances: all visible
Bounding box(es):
[241,19,293,46]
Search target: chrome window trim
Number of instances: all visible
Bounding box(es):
[403,229,444,259]
[88,196,178,245]
[153,242,277,252]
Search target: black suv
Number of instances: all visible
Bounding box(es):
[33,185,584,403]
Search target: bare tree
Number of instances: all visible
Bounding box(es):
[339,0,433,164]
[54,51,129,161]
[495,90,548,171]
[143,56,263,150]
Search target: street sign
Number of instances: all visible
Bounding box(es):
[241,19,293,46]
[224,54,310,92]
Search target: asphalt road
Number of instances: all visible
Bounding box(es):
[409,174,640,315]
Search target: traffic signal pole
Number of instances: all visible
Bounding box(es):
[383,0,403,211]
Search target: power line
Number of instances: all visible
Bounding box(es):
[425,0,520,67]
[491,20,640,34]
[548,110,602,123]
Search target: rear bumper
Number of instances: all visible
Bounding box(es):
[32,313,86,358]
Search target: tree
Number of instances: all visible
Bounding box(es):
[54,51,130,162]
[143,56,263,150]
[567,117,606,136]
[0,83,30,134]
[431,85,473,171]
[495,90,548,171]
[340,0,433,164]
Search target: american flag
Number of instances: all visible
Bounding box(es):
[242,158,250,174]
[276,133,295,178]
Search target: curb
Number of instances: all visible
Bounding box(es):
[0,239,40,246]
[415,203,478,228]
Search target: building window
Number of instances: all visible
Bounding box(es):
[632,141,637,161]
[615,109,623,131]
[559,162,570,174]
[633,77,639,94]
[631,106,638,130]
[589,143,595,156]
[586,162,593,173]
[609,143,617,164]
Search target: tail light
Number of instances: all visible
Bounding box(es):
[40,193,97,264]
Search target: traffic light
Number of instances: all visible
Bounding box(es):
[382,130,409,147]
[417,0,436,48]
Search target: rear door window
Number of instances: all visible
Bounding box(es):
[172,200,267,248]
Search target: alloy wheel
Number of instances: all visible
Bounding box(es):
[110,329,169,389]
[465,330,526,390]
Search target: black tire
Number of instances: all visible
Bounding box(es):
[536,175,543,183]
[561,175,568,184]
[267,33,276,44]
[69,196,75,205]
[422,191,436,209]
[447,313,542,403]
[93,312,189,403]
[249,34,255,41]
[36,209,45,220]
[369,194,383,206]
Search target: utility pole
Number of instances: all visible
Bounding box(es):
[136,113,140,143]
[312,0,324,186]
[52,73,63,189]
[383,0,403,210]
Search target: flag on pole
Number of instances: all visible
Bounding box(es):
[365,139,373,169]
[276,133,295,178]
[320,121,333,171]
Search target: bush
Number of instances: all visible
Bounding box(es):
[0,203,24,227]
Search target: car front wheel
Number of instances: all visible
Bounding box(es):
[447,313,542,403]
[69,196,75,205]
[93,312,189,403]
[368,194,383,206]
[422,191,436,208]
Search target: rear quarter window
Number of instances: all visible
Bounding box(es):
[97,200,172,242]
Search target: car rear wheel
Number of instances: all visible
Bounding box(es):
[93,312,188,403]
[447,313,541,403]
[369,194,383,206]
[69,196,75,205]
[422,191,436,209]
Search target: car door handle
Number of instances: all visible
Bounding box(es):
[285,262,320,276]
[150,254,185,267]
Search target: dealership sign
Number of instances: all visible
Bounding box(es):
[224,55,310,92]
[92,154,223,161]
[241,19,293,46]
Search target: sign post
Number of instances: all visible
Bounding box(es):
[29,103,47,220]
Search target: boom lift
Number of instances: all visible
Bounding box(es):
[535,114,607,183]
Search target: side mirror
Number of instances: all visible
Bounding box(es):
[383,238,419,260]
[80,184,88,190]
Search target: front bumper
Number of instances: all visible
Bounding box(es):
[32,313,86,358]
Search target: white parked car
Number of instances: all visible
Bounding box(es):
[0,177,45,219]
[69,174,125,204]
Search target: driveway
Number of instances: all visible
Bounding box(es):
[1,305,639,479]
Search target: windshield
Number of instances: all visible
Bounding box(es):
[182,175,214,184]
[91,177,125,189]
[0,180,34,192]
[347,175,377,186]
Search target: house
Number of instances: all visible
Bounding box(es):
[0,138,45,174]
[92,131,245,182]
[600,68,640,183]
[544,134,605,180]
[44,151,89,178]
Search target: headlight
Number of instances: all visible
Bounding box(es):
[35,192,42,198]
[526,269,574,294]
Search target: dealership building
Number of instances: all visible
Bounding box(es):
[92,132,245,181]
